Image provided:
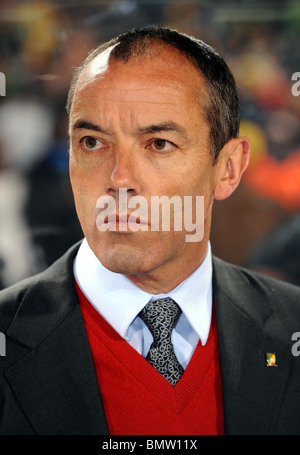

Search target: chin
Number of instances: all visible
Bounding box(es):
[87,229,185,277]
[99,251,154,276]
[88,239,149,274]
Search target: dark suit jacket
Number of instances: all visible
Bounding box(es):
[1,242,300,435]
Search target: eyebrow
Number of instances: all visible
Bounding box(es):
[71,120,111,135]
[137,121,188,140]
[71,119,189,141]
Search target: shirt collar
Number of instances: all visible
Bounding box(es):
[73,238,212,345]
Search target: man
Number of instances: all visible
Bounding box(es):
[1,27,300,435]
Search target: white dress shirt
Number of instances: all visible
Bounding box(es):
[73,238,213,369]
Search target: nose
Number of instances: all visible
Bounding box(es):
[106,146,142,197]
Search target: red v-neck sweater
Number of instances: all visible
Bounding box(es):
[76,281,224,435]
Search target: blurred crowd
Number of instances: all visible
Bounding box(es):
[0,0,299,289]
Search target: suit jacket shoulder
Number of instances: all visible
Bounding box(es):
[212,255,300,435]
[0,242,80,341]
[0,241,108,435]
[213,255,300,337]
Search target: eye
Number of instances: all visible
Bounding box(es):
[80,136,105,151]
[85,137,98,149]
[151,139,175,152]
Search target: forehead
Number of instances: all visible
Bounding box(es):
[71,44,207,119]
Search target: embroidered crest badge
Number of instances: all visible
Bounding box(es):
[266,353,277,367]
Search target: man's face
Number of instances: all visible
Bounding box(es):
[69,44,220,290]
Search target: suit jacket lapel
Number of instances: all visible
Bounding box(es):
[212,256,292,435]
[5,243,109,435]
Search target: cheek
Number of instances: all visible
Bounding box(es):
[70,164,96,227]
[70,156,101,198]
[70,163,85,204]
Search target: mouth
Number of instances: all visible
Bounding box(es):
[102,212,149,232]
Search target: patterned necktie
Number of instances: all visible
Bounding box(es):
[138,297,184,386]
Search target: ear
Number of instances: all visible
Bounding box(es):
[213,136,251,201]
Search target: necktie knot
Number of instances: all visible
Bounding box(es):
[138,297,184,386]
[139,297,181,342]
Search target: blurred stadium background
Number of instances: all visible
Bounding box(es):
[0,0,299,289]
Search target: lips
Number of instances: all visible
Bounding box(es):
[103,213,146,223]
[103,212,149,231]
